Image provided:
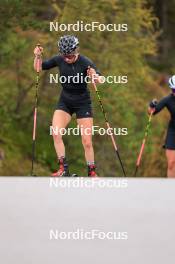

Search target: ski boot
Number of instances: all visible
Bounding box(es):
[88,164,98,177]
[52,157,70,177]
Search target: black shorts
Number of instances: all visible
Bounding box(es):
[164,127,175,150]
[56,94,93,119]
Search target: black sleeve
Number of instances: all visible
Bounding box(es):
[42,56,60,70]
[153,97,168,115]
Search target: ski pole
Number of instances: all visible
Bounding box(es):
[89,67,126,177]
[134,110,154,177]
[31,44,42,176]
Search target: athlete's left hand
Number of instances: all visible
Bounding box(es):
[87,67,97,78]
[87,67,102,83]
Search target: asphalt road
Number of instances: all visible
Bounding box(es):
[0,177,175,264]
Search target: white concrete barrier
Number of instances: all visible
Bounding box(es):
[0,177,174,264]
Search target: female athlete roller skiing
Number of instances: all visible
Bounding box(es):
[34,35,102,177]
[148,75,175,177]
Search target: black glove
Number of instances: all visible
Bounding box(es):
[149,99,158,108]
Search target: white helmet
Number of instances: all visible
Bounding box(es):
[58,35,79,55]
[168,75,175,89]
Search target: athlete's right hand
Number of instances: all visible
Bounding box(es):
[34,44,43,58]
[148,99,157,114]
[33,44,43,72]
[149,99,158,108]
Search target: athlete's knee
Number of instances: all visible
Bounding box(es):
[82,137,92,149]
[168,159,175,171]
[52,130,62,142]
[53,135,62,145]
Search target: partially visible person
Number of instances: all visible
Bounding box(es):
[148,75,175,177]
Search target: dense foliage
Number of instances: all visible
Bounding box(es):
[0,0,173,176]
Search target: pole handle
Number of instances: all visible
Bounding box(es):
[35,43,43,73]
